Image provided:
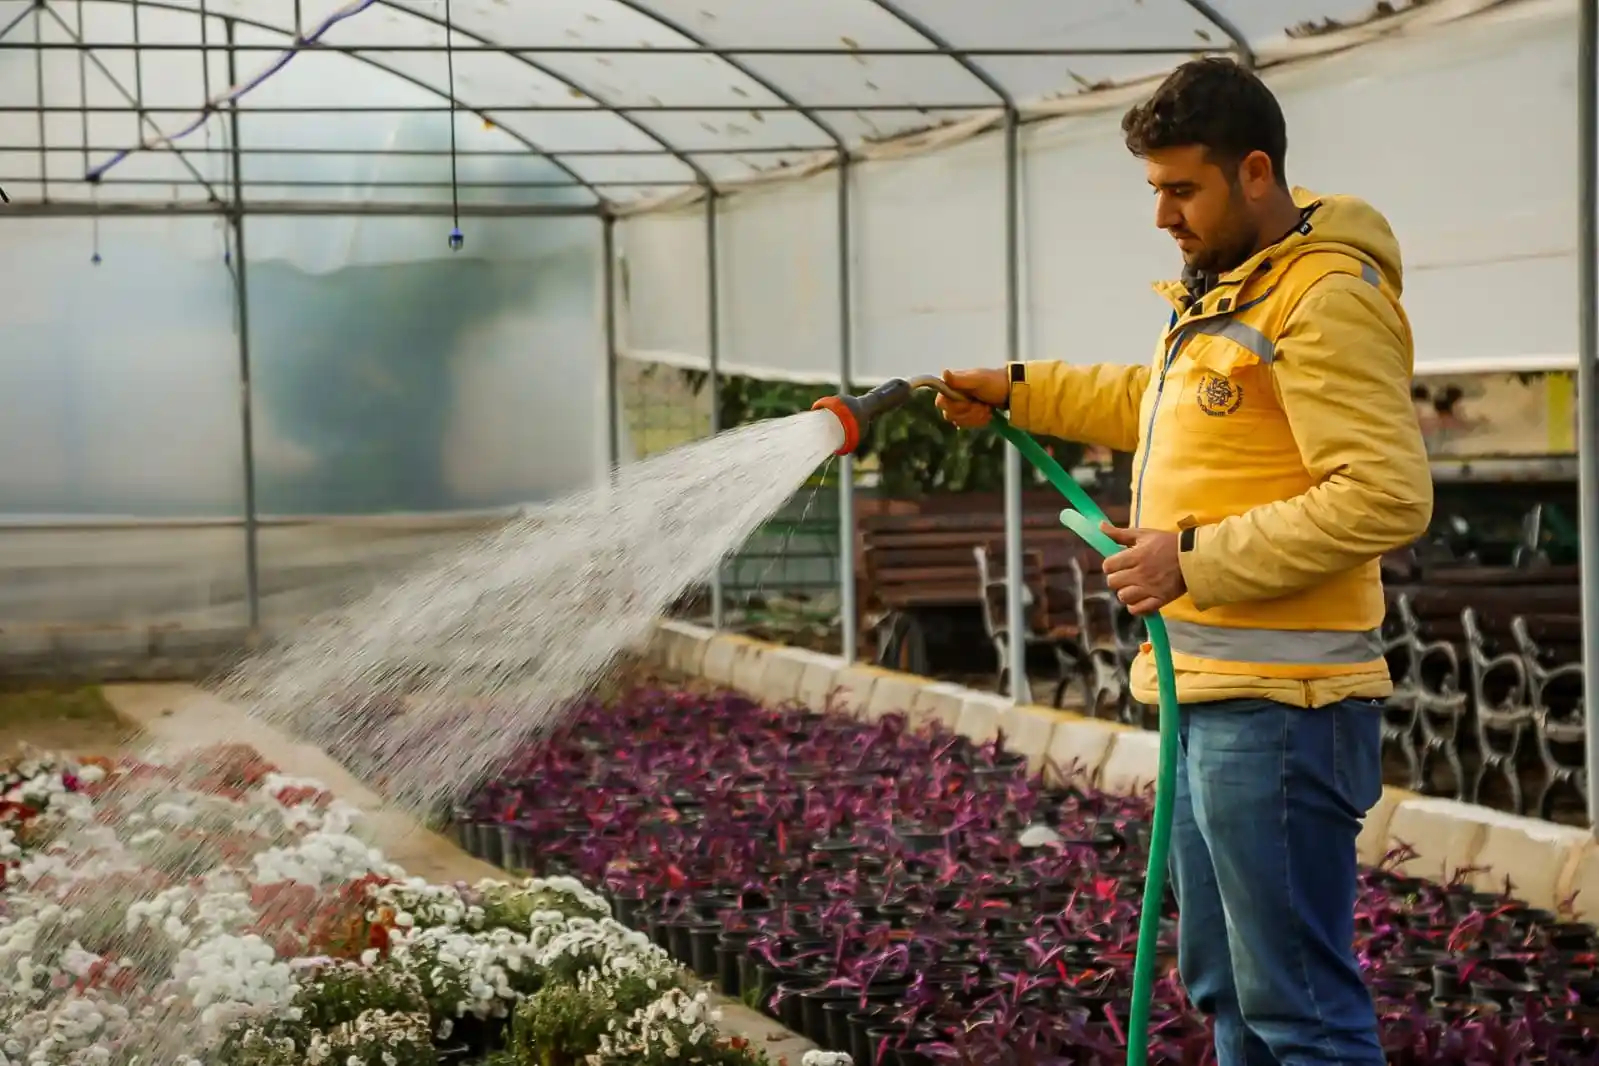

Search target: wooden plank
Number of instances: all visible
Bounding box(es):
[1422,565,1582,587]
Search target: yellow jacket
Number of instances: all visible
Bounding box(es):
[1008,189,1433,708]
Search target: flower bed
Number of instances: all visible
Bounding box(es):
[0,745,826,1066]
[461,688,1599,1066]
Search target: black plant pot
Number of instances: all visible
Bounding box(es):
[435,1046,472,1065]
[1429,996,1503,1022]
[848,1009,895,1066]
[773,981,819,1030]
[716,943,744,997]
[454,819,480,857]
[613,894,644,929]
[896,827,951,853]
[668,919,696,963]
[1554,1024,1599,1057]
[450,1015,508,1056]
[497,824,531,872]
[822,998,865,1053]
[1369,977,1429,1005]
[1432,962,1467,1001]
[1441,887,1504,921]
[1549,922,1599,952]
[748,962,802,1015]
[689,922,721,978]
[475,824,504,867]
[864,1023,934,1066]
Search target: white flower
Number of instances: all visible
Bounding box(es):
[804,1052,856,1066]
[171,933,300,1030]
[250,832,401,888]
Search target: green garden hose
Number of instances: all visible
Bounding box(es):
[984,414,1178,1066]
[811,380,1180,1066]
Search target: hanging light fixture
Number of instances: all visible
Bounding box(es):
[444,0,463,251]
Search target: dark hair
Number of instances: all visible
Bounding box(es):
[1121,57,1288,184]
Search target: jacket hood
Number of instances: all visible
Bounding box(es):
[1283,187,1404,296]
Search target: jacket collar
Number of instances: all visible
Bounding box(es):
[1154,199,1325,315]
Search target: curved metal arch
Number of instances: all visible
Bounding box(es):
[78,0,611,202]
[598,0,845,155]
[863,0,1013,109]
[375,0,713,189]
[1181,0,1256,69]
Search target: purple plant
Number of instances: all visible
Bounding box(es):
[458,689,1599,1065]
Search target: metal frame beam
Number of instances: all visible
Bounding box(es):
[0,197,602,216]
[1182,0,1257,68]
[867,0,1031,704]
[49,0,608,203]
[7,42,1211,58]
[224,17,260,631]
[39,0,224,202]
[9,143,835,158]
[0,1,33,44]
[593,0,855,646]
[837,156,857,664]
[8,103,1005,113]
[0,176,714,189]
[705,190,724,630]
[602,214,621,474]
[1576,0,1598,831]
[370,1,712,194]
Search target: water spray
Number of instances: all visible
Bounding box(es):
[814,376,1180,1066]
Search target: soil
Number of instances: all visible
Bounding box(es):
[0,681,138,760]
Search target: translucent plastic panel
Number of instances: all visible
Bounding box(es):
[717,176,844,382]
[0,216,249,627]
[230,25,608,203]
[0,4,225,199]
[1022,1,1576,376]
[616,0,993,143]
[1211,0,1426,49]
[1023,109,1179,370]
[1276,4,1576,372]
[243,214,604,515]
[617,207,710,363]
[854,133,1007,381]
[246,213,605,626]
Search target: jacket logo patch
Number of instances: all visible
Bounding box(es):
[1195,371,1244,417]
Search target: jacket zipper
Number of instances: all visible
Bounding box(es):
[1132,314,1192,527]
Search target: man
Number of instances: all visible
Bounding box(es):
[936,58,1432,1066]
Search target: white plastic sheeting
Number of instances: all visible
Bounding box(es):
[0,0,1475,208]
[618,0,1580,380]
[0,213,604,517]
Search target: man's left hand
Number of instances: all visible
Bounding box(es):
[1100,523,1186,616]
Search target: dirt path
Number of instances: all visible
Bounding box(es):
[0,682,138,760]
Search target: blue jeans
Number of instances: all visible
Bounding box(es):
[1170,698,1385,1066]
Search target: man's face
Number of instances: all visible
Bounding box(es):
[1144,144,1262,275]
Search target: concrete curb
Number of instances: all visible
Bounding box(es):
[653,622,1599,922]
[97,680,818,1062]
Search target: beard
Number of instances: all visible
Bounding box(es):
[1181,182,1261,274]
[1182,219,1260,274]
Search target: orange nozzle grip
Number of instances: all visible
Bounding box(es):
[811,396,861,456]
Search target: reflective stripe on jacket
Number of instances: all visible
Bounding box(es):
[1006,189,1433,709]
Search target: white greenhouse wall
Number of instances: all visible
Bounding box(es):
[618,0,1580,382]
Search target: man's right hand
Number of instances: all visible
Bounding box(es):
[936,367,1010,429]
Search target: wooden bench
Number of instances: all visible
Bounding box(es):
[858,504,1127,679]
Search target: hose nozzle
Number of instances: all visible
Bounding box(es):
[812,375,961,456]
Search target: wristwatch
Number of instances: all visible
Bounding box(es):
[1002,362,1025,410]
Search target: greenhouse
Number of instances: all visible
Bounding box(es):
[3,0,1599,1062]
